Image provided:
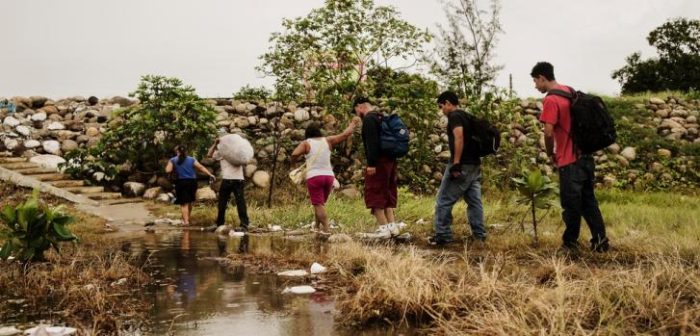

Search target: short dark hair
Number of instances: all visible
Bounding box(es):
[437,91,459,105]
[530,62,555,81]
[304,122,323,139]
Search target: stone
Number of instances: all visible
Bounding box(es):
[40,105,59,115]
[31,112,47,121]
[655,109,670,118]
[86,127,100,137]
[24,139,40,149]
[651,162,664,172]
[47,121,66,130]
[438,151,451,160]
[42,140,61,155]
[61,140,79,152]
[196,186,217,201]
[620,147,636,161]
[143,187,162,200]
[3,138,19,151]
[29,154,65,170]
[661,173,673,181]
[603,175,616,187]
[234,117,250,128]
[687,116,697,124]
[15,125,31,136]
[245,164,257,178]
[28,96,48,108]
[607,143,620,154]
[339,187,361,199]
[649,97,665,105]
[657,148,672,158]
[615,155,629,167]
[111,96,136,107]
[123,182,146,197]
[252,170,271,188]
[2,116,20,127]
[234,103,248,114]
[659,119,683,130]
[294,108,310,122]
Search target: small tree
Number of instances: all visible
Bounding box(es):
[430,0,503,99]
[63,75,217,180]
[613,18,700,93]
[257,0,431,116]
[512,168,557,245]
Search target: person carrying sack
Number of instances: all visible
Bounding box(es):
[291,119,359,234]
[207,134,251,232]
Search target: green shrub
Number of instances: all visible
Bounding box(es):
[0,190,77,262]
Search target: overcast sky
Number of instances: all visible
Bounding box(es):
[1,0,697,99]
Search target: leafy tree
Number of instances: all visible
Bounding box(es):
[429,0,503,99]
[613,18,700,93]
[0,189,77,263]
[257,0,431,115]
[63,75,217,179]
[233,85,272,102]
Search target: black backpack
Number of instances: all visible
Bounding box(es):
[462,111,501,157]
[378,113,410,158]
[547,87,617,154]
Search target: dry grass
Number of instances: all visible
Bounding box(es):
[0,184,151,335]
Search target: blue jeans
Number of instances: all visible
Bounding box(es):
[434,164,486,241]
[559,156,608,250]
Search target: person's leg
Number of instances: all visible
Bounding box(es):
[433,164,467,242]
[463,165,486,240]
[579,157,609,251]
[559,162,585,249]
[180,204,189,225]
[216,180,234,226]
[385,208,395,224]
[187,203,193,224]
[373,208,388,226]
[232,180,250,228]
[314,205,329,233]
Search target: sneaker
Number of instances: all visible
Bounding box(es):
[590,238,610,253]
[427,236,453,246]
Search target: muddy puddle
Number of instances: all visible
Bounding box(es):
[124,230,415,336]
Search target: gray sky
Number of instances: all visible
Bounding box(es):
[1,0,698,99]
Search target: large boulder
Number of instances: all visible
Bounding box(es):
[123,182,146,197]
[15,125,32,136]
[30,112,47,122]
[657,148,672,158]
[195,186,217,201]
[649,97,665,105]
[24,140,40,149]
[245,164,257,178]
[111,96,137,107]
[29,96,48,108]
[3,138,19,151]
[620,147,636,161]
[3,116,20,127]
[252,170,271,188]
[61,140,78,152]
[29,154,65,171]
[42,140,61,155]
[143,187,162,200]
[47,121,66,130]
[294,108,310,122]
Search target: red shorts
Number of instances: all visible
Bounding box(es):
[306,175,334,206]
[364,156,398,209]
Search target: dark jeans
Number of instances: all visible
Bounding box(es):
[434,164,486,241]
[558,156,608,250]
[217,179,249,227]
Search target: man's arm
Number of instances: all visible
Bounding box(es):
[206,139,219,158]
[452,126,464,165]
[543,123,556,165]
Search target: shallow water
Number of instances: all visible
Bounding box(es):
[128,231,413,336]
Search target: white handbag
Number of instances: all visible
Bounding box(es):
[289,141,321,185]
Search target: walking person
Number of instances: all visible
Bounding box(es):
[530,61,609,253]
[165,145,216,226]
[429,91,487,246]
[291,119,360,234]
[207,137,250,231]
[352,96,400,232]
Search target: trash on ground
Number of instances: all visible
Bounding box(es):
[24,326,77,336]
[269,225,282,232]
[229,231,245,237]
[281,285,316,294]
[310,262,327,274]
[277,270,309,277]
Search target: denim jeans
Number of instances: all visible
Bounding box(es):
[434,163,486,241]
[217,179,249,227]
[558,156,608,249]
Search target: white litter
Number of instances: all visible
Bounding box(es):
[310,262,327,274]
[218,134,254,165]
[282,285,316,295]
[269,225,282,232]
[0,326,21,336]
[24,326,76,336]
[277,270,308,277]
[229,231,245,238]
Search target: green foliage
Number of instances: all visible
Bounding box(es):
[512,168,558,244]
[63,75,217,179]
[60,142,117,182]
[257,0,431,114]
[0,189,77,262]
[430,0,503,99]
[612,18,700,93]
[234,85,272,102]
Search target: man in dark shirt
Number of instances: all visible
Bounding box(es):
[352,96,398,229]
[430,91,487,246]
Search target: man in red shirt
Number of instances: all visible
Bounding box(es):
[531,62,609,253]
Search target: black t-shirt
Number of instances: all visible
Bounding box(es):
[447,109,481,165]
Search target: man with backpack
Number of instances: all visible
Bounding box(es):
[429,91,487,246]
[531,61,610,253]
[352,96,400,233]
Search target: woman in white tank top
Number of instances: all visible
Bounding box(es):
[291,118,360,234]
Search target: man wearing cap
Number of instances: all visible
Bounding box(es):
[352,96,399,229]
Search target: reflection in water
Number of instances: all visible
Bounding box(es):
[128,231,411,336]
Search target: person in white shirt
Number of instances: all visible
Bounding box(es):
[291,118,359,234]
[208,137,249,231]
